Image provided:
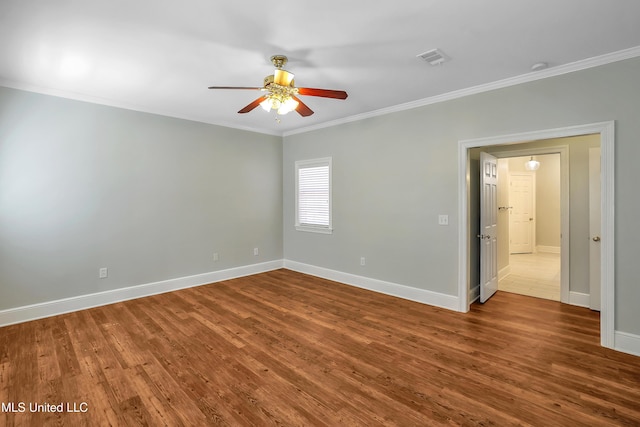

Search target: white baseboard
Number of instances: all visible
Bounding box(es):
[0,260,284,327]
[3,259,636,358]
[536,245,561,254]
[569,291,590,308]
[283,260,460,311]
[614,331,640,357]
[498,265,511,280]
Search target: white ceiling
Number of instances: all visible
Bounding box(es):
[2,1,640,136]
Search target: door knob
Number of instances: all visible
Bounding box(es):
[593,236,601,242]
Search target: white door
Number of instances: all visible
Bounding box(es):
[480,152,499,303]
[509,173,535,254]
[589,147,601,311]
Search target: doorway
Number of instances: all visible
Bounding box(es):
[499,154,561,302]
[457,121,615,349]
[472,146,569,304]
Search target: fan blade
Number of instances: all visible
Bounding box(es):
[297,87,348,100]
[208,86,263,90]
[238,96,268,114]
[292,96,314,117]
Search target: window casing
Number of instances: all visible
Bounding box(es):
[295,158,332,234]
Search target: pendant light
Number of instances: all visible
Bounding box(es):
[525,156,540,171]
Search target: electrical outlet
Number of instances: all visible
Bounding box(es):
[360,257,366,266]
[438,214,449,225]
[254,247,259,256]
[213,252,219,262]
[99,267,108,279]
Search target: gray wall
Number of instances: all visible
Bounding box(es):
[283,116,460,295]
[283,57,640,336]
[0,86,283,310]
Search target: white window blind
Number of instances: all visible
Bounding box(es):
[295,158,332,233]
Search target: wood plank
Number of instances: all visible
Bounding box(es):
[1,269,639,425]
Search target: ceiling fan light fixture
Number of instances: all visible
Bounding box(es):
[260,94,298,115]
[209,54,346,118]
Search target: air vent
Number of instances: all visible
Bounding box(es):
[416,48,450,66]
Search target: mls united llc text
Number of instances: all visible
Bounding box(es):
[2,402,88,413]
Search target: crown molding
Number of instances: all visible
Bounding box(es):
[3,45,639,139]
[283,45,640,137]
[0,78,282,137]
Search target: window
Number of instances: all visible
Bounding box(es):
[295,157,332,234]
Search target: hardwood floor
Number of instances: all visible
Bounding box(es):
[1,269,639,426]
[499,252,561,301]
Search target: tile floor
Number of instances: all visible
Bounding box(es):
[498,252,561,301]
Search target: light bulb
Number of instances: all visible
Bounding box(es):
[525,157,540,171]
[260,97,282,112]
[277,97,299,115]
[260,98,272,112]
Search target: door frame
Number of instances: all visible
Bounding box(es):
[589,147,602,311]
[457,121,615,349]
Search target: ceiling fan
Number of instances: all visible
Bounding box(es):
[208,55,348,117]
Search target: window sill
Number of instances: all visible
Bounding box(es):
[295,225,333,234]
